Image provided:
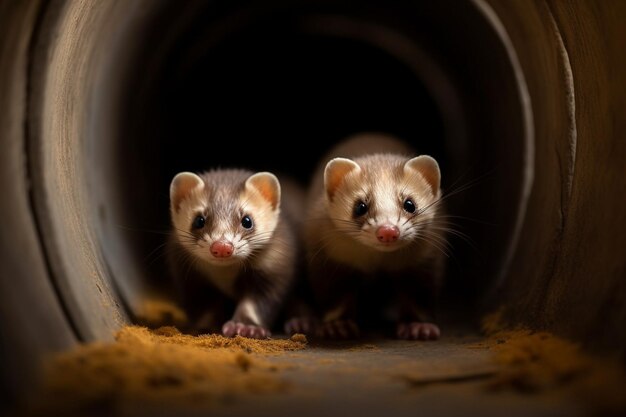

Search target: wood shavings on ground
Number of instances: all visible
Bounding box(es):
[29,326,307,416]
[477,328,626,415]
[133,298,189,329]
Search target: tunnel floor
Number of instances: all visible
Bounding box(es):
[32,313,622,417]
[230,336,579,417]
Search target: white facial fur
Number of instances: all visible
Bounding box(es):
[170,171,281,267]
[324,155,441,252]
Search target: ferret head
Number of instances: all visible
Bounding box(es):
[324,154,441,252]
[170,170,281,266]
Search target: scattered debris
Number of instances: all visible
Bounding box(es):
[30,326,306,415]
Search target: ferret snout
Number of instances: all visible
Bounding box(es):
[376,225,400,243]
[210,240,234,258]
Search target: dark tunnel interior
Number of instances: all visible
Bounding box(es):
[105,1,528,324]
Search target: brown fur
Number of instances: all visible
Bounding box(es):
[167,169,300,338]
[303,133,447,339]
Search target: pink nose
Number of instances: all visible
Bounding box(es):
[376,225,400,243]
[210,241,234,258]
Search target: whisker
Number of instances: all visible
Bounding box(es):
[412,233,451,259]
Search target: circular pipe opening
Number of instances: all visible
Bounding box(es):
[31,0,531,339]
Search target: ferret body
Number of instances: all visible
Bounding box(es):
[167,169,301,339]
[301,133,446,340]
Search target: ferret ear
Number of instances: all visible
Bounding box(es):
[324,158,361,200]
[404,156,441,196]
[170,172,204,212]
[246,172,281,210]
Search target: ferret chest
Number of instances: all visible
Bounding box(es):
[326,235,417,274]
[196,261,241,299]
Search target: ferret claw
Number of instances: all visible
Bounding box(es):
[397,322,440,340]
[284,317,318,336]
[222,320,271,339]
[317,319,360,340]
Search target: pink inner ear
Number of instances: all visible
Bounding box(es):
[257,184,278,208]
[325,159,360,200]
[247,173,280,209]
[326,174,344,199]
[405,156,440,195]
[419,169,440,194]
[172,189,187,211]
[171,173,203,211]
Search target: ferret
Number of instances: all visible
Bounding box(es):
[298,133,446,340]
[167,169,300,339]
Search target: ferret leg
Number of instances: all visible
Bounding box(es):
[396,318,440,341]
[316,294,359,339]
[394,273,441,341]
[187,296,228,334]
[172,273,228,333]
[223,297,273,339]
[310,263,360,339]
[283,301,319,336]
[223,270,292,339]
[283,277,319,336]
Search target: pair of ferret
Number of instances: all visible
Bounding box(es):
[167,134,445,340]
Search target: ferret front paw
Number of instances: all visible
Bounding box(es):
[316,319,359,339]
[222,321,271,339]
[284,316,318,336]
[397,322,440,340]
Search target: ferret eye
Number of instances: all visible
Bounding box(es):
[354,201,368,217]
[192,215,205,229]
[241,215,253,229]
[403,198,416,213]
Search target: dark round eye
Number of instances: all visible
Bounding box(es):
[354,201,368,217]
[192,215,205,229]
[241,215,253,229]
[403,198,416,213]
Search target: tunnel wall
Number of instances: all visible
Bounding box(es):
[486,0,626,354]
[1,0,626,408]
[0,0,76,406]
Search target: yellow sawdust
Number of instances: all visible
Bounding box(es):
[139,325,308,353]
[480,308,507,336]
[481,329,626,415]
[31,326,307,416]
[134,298,189,329]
